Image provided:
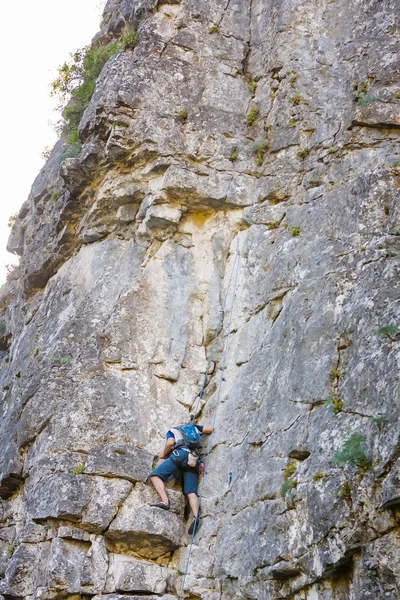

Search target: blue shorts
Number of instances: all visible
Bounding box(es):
[150,448,200,496]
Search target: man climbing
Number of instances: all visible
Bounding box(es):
[149,422,212,535]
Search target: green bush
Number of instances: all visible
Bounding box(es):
[247,78,257,95]
[377,325,399,341]
[251,138,268,165]
[209,24,219,33]
[177,108,188,124]
[334,432,370,471]
[324,392,343,414]
[229,147,238,162]
[297,148,310,160]
[288,71,297,86]
[7,213,18,228]
[120,25,138,50]
[340,481,351,498]
[289,225,301,237]
[58,141,82,163]
[356,93,380,106]
[280,479,297,498]
[370,415,387,429]
[51,41,120,149]
[282,463,297,479]
[246,106,259,126]
[290,92,303,105]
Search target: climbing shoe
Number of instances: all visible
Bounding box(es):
[150,501,170,510]
[188,516,201,535]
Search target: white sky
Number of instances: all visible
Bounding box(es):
[0,0,106,284]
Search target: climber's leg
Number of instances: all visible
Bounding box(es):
[149,457,179,508]
[183,470,201,534]
[149,476,170,507]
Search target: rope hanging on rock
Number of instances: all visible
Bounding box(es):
[190,242,241,423]
[180,238,241,600]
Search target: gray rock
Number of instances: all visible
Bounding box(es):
[85,444,154,483]
[1,0,400,598]
[27,473,131,532]
[116,204,139,222]
[106,483,185,558]
[105,554,169,594]
[27,473,91,523]
[1,542,50,597]
[81,228,108,244]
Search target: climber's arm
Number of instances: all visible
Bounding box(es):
[201,424,213,434]
[159,436,175,459]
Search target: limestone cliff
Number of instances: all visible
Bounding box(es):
[1,0,400,598]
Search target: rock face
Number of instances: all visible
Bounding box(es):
[1,0,400,599]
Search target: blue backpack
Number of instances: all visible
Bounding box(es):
[172,424,201,450]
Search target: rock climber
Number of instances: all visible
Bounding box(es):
[149,422,212,535]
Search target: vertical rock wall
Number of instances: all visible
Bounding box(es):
[1,0,400,598]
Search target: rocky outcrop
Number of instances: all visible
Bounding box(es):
[1,0,400,599]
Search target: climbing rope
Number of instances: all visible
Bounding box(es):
[190,244,241,423]
[179,238,241,600]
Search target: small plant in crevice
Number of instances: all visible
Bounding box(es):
[59,355,73,365]
[6,544,14,558]
[177,108,188,124]
[289,225,301,237]
[356,92,380,106]
[73,464,85,475]
[58,141,83,163]
[251,138,268,165]
[120,25,139,50]
[266,220,281,231]
[391,228,400,236]
[282,462,297,479]
[229,147,238,162]
[377,325,400,342]
[247,78,257,95]
[288,117,297,128]
[7,213,18,228]
[297,148,310,160]
[340,481,351,499]
[246,106,259,126]
[334,431,370,473]
[330,364,345,379]
[392,161,400,177]
[280,478,298,498]
[290,92,308,106]
[288,71,297,87]
[41,145,53,161]
[385,248,396,258]
[209,23,219,33]
[324,392,343,414]
[370,415,387,430]
[313,472,327,482]
[327,146,338,154]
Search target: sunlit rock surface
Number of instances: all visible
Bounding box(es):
[1,0,400,598]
